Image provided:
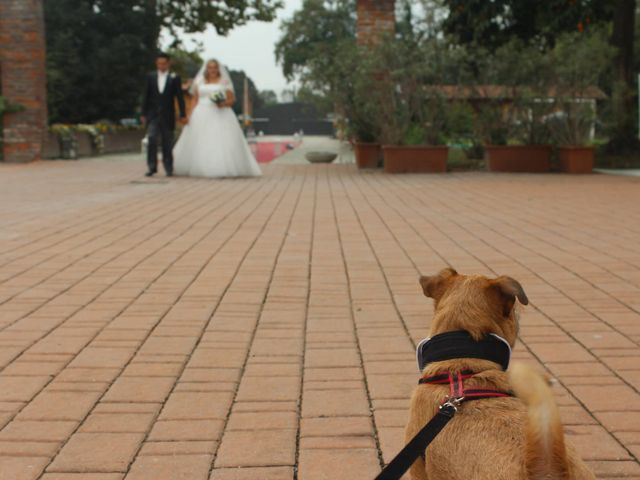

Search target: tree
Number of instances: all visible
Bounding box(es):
[441,0,613,49]
[44,0,281,124]
[609,0,638,150]
[45,0,155,123]
[167,46,204,79]
[259,90,279,106]
[158,0,283,37]
[275,0,356,81]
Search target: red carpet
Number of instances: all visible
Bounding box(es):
[250,140,301,164]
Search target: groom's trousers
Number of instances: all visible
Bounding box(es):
[147,118,174,174]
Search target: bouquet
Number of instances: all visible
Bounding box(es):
[209,91,226,105]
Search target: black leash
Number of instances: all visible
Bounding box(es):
[374,370,513,480]
[374,402,457,480]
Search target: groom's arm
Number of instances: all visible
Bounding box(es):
[175,75,186,120]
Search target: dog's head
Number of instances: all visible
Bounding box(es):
[419,268,528,346]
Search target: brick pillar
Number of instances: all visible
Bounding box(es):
[0,0,48,163]
[356,0,395,45]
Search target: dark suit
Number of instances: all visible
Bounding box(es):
[142,71,186,174]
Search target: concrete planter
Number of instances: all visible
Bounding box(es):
[383,145,448,174]
[76,132,95,157]
[103,130,146,154]
[354,142,381,169]
[305,151,337,163]
[42,132,61,159]
[485,145,552,173]
[558,146,595,174]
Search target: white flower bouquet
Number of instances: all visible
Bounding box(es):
[209,91,226,105]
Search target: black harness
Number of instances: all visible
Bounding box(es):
[375,331,514,480]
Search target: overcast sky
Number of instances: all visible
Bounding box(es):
[165,0,303,95]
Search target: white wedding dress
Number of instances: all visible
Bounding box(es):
[173,82,261,178]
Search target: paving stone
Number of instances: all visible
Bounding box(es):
[2,159,640,477]
[79,412,156,433]
[0,457,50,480]
[41,475,124,480]
[138,440,217,456]
[0,420,78,441]
[47,433,145,472]
[102,377,176,403]
[41,473,124,480]
[215,429,296,467]
[298,448,381,480]
[125,455,212,480]
[148,419,225,441]
[209,466,294,480]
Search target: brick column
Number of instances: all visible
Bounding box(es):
[356,0,395,45]
[0,0,48,163]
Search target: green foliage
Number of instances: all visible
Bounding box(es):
[44,0,156,123]
[44,0,280,124]
[441,0,614,49]
[548,28,614,145]
[259,90,279,107]
[167,47,203,79]
[360,37,468,146]
[275,0,355,128]
[275,0,355,81]
[463,39,555,145]
[0,96,25,116]
[160,0,282,39]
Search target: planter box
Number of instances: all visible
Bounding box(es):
[558,146,595,174]
[353,142,381,169]
[76,132,94,157]
[103,130,146,154]
[383,145,448,174]
[485,145,552,173]
[42,132,60,159]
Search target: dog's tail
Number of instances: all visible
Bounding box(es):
[508,362,570,480]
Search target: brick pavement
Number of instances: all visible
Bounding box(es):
[0,155,639,479]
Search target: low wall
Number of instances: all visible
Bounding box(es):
[42,130,145,159]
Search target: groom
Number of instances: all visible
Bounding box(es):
[141,52,186,177]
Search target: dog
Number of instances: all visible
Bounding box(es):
[405,268,595,480]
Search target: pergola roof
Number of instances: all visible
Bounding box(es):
[433,85,607,100]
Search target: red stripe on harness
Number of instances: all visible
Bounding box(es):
[419,371,512,405]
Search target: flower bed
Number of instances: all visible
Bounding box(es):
[45,123,145,159]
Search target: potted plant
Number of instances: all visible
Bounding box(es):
[348,117,382,169]
[481,94,554,173]
[77,124,105,156]
[50,124,78,159]
[0,96,25,160]
[371,39,452,174]
[470,41,554,173]
[548,29,612,173]
[338,47,383,169]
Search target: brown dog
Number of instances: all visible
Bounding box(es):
[405,268,595,480]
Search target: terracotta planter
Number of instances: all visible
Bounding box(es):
[558,146,595,174]
[353,142,381,169]
[383,145,448,174]
[485,145,552,173]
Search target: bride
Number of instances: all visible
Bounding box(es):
[173,59,261,178]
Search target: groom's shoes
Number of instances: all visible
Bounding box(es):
[145,171,156,177]
[166,172,173,177]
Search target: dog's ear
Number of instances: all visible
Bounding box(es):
[419,267,458,300]
[489,276,528,317]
